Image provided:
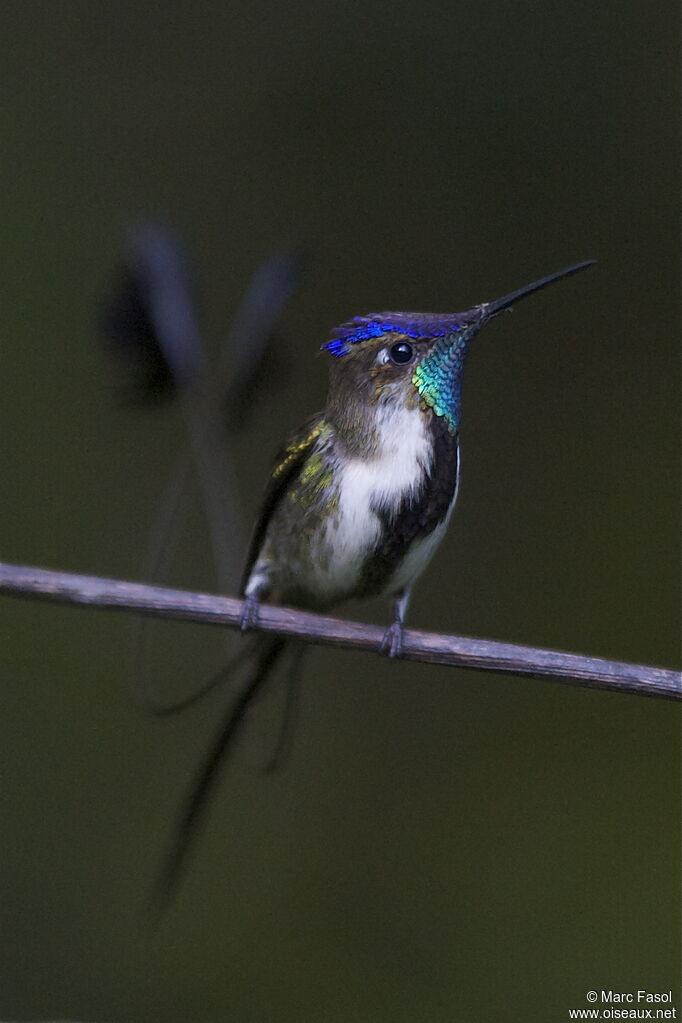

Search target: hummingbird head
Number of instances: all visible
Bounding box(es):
[322,261,594,437]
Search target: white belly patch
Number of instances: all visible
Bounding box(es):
[311,404,434,600]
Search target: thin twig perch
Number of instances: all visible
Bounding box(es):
[0,560,679,701]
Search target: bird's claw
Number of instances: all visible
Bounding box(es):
[240,595,260,631]
[380,621,404,659]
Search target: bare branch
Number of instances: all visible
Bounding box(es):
[0,561,679,701]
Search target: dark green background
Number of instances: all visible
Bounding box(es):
[1,2,679,1021]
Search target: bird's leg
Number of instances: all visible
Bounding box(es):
[380,588,411,659]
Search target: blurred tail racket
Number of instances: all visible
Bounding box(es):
[100,225,307,720]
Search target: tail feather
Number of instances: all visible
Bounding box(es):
[136,639,259,717]
[263,642,307,774]
[152,636,287,913]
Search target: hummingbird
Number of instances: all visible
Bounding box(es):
[156,259,594,905]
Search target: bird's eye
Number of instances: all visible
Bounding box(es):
[388,341,414,365]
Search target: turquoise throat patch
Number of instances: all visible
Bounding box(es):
[412,321,481,432]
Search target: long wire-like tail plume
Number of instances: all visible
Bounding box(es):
[152,637,287,913]
[134,637,259,717]
[263,642,307,774]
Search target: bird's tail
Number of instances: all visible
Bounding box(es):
[152,635,288,914]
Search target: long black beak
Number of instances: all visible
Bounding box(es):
[483,260,595,319]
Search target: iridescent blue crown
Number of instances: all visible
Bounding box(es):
[322,312,473,358]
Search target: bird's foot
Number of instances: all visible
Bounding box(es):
[380,621,404,659]
[240,595,260,631]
